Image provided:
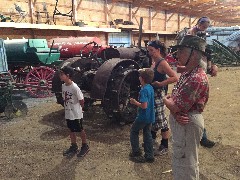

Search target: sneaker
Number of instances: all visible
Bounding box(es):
[63,144,78,156]
[129,150,142,158]
[158,145,168,156]
[200,139,215,148]
[77,144,90,157]
[132,156,154,163]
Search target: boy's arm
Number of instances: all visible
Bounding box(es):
[130,98,147,109]
[79,99,84,108]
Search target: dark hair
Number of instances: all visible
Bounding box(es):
[148,40,167,58]
[197,17,210,25]
[138,68,154,84]
[60,66,74,78]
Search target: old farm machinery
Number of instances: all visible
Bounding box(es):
[4,39,61,98]
[206,26,240,65]
[174,26,240,65]
[0,39,27,119]
[51,34,150,123]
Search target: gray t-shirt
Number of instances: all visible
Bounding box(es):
[62,82,84,120]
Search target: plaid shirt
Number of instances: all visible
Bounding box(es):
[172,67,209,113]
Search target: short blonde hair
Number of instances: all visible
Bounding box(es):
[138,68,154,84]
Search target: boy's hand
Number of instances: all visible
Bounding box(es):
[129,98,137,105]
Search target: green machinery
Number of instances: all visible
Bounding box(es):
[0,39,27,119]
[4,39,61,98]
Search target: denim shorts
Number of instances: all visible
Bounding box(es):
[66,119,83,132]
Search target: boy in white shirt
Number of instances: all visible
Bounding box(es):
[59,66,89,157]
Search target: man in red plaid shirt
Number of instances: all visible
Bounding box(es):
[164,35,209,180]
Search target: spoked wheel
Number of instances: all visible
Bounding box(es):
[25,66,55,98]
[117,79,139,123]
[4,101,28,119]
[103,68,140,123]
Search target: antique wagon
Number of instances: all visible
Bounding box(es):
[4,39,61,98]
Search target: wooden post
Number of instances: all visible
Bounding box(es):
[28,0,34,24]
[129,3,132,22]
[73,0,77,23]
[149,7,152,31]
[178,14,180,31]
[104,0,109,24]
[164,10,167,31]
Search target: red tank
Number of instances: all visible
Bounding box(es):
[48,37,107,60]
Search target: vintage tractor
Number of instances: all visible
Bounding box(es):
[0,38,27,119]
[51,38,150,123]
[4,39,61,98]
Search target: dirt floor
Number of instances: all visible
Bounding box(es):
[0,67,240,180]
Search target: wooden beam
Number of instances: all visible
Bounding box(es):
[109,2,116,13]
[181,16,187,22]
[149,7,152,30]
[77,0,83,11]
[73,0,77,23]
[177,14,180,31]
[28,0,34,24]
[191,18,198,26]
[33,0,37,6]
[133,5,140,15]
[104,1,114,23]
[189,16,192,27]
[129,3,132,22]
[104,0,109,24]
[164,10,167,31]
[152,11,158,20]
[166,13,174,22]
[132,13,139,26]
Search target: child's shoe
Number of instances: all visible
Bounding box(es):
[158,144,168,155]
[133,156,154,163]
[129,149,142,157]
[63,143,78,156]
[77,144,90,157]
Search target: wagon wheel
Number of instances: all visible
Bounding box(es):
[4,100,28,119]
[25,66,55,98]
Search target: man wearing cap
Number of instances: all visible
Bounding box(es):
[164,35,209,180]
[177,16,217,148]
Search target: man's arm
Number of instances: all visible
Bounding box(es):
[163,95,190,125]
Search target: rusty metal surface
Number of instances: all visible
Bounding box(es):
[48,37,107,59]
[90,58,139,100]
[101,47,140,60]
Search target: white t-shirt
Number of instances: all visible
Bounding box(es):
[62,82,84,120]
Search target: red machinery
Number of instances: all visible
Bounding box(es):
[48,37,107,60]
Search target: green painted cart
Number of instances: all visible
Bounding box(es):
[4,39,61,98]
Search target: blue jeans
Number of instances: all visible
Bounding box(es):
[130,121,153,159]
[201,128,207,141]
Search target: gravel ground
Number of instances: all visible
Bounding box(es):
[0,67,240,180]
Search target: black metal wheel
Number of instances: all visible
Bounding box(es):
[4,100,28,119]
[103,67,140,123]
